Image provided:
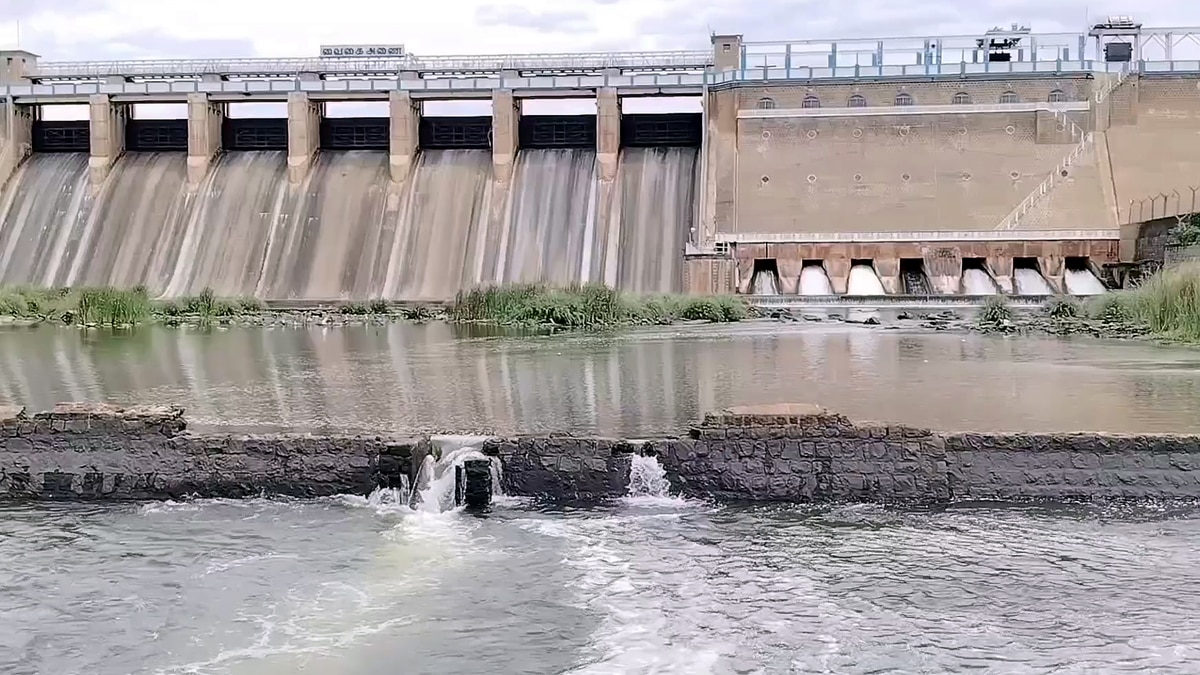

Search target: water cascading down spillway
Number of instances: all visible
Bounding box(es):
[845,262,886,296]
[961,259,999,295]
[1013,258,1053,295]
[0,116,699,300]
[751,259,780,295]
[799,262,834,295]
[1063,258,1107,295]
[409,437,501,513]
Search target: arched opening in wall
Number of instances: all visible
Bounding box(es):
[894,92,914,106]
[756,97,776,110]
[801,95,820,109]
[1048,89,1067,103]
[1000,91,1020,103]
[1064,256,1108,294]
[848,94,867,108]
[952,92,972,105]
[750,259,781,295]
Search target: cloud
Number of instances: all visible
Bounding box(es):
[474,5,594,34]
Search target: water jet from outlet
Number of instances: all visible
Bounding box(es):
[799,263,833,295]
[846,263,885,296]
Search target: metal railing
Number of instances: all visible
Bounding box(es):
[0,72,709,100]
[715,230,1118,243]
[738,101,1088,118]
[1124,186,1200,225]
[30,51,714,80]
[995,107,1092,231]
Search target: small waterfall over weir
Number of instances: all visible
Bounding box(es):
[626,455,672,499]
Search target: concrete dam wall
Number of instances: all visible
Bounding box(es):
[3,403,1200,503]
[0,147,696,300]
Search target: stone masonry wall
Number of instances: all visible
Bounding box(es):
[0,404,419,500]
[3,403,1200,503]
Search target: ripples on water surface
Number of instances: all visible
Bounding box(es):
[1,321,1200,434]
[3,498,1200,674]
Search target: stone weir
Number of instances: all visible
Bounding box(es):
[3,403,1200,503]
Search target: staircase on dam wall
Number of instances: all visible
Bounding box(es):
[994,68,1133,232]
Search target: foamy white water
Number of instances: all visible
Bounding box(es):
[846,264,885,295]
[627,455,671,498]
[752,271,779,295]
[1064,269,1107,295]
[799,265,834,295]
[962,268,998,295]
[1014,268,1053,295]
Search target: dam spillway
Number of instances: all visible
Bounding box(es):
[0,146,698,300]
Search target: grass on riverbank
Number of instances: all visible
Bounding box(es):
[974,263,1200,343]
[0,286,266,326]
[1086,263,1200,342]
[450,283,751,328]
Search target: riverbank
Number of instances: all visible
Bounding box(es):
[0,284,752,330]
[4,402,1199,503]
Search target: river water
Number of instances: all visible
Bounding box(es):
[5,321,1200,674]
[4,497,1200,674]
[1,320,1200,434]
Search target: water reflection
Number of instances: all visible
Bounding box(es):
[0,322,1199,435]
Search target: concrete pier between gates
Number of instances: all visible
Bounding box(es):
[389,91,419,183]
[286,92,322,184]
[88,94,126,187]
[187,93,224,187]
[488,89,520,238]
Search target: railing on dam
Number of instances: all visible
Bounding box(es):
[0,73,709,101]
[715,230,1121,244]
[27,51,714,81]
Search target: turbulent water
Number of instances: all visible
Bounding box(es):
[6,497,1200,675]
[1064,268,1108,295]
[798,264,833,295]
[962,268,999,294]
[1014,268,1054,295]
[0,147,697,300]
[845,264,885,295]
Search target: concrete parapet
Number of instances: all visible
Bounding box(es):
[0,102,33,190]
[88,94,126,186]
[389,91,419,183]
[186,93,224,187]
[286,91,322,184]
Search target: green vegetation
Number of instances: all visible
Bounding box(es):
[1167,213,1200,247]
[1097,262,1200,342]
[976,295,1013,327]
[1042,295,1082,320]
[450,283,751,328]
[1,286,299,327]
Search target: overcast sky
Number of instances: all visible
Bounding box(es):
[11,0,1200,118]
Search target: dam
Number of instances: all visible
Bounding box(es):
[0,18,1198,301]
